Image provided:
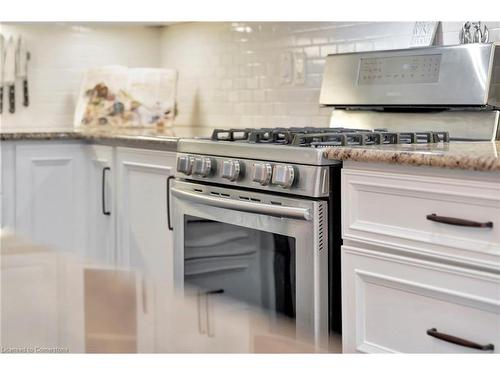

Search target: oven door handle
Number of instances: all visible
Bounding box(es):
[171,187,312,221]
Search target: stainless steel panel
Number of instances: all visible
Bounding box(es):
[177,138,340,166]
[171,186,312,220]
[320,43,500,107]
[175,153,332,197]
[171,180,329,343]
[328,109,500,141]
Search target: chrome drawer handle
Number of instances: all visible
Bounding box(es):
[426,328,494,351]
[426,214,493,228]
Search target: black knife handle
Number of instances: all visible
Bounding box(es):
[9,85,15,113]
[23,80,29,107]
[0,87,3,114]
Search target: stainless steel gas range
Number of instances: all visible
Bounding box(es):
[169,43,500,345]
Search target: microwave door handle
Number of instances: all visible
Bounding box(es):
[170,187,311,221]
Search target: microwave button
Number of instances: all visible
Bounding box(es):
[193,157,213,177]
[272,164,295,188]
[221,160,241,181]
[251,162,272,185]
[177,155,194,175]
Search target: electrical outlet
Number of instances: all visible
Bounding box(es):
[293,52,306,85]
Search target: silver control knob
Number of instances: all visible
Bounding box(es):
[252,162,272,185]
[192,157,213,177]
[221,160,241,181]
[177,155,194,175]
[272,164,295,188]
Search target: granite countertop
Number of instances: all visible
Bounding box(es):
[0,126,183,151]
[3,128,500,172]
[324,141,500,172]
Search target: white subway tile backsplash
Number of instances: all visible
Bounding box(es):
[320,45,337,57]
[3,21,500,132]
[162,21,500,130]
[1,23,161,130]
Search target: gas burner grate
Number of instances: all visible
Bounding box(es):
[295,131,450,147]
[210,128,450,147]
[211,128,253,141]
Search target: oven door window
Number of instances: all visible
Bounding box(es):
[184,215,296,320]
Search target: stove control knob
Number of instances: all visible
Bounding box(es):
[221,160,241,181]
[252,162,272,185]
[192,157,213,177]
[272,164,295,188]
[177,155,194,175]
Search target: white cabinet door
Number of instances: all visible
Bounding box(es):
[15,142,88,256]
[1,248,61,349]
[86,145,114,265]
[115,147,175,279]
[342,245,500,353]
[1,142,16,229]
[115,147,176,351]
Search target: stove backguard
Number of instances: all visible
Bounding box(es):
[328,109,500,141]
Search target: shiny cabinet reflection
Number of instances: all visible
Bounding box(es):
[1,239,85,352]
[0,235,159,353]
[183,217,296,320]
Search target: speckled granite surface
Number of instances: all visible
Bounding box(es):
[0,127,180,151]
[324,141,500,172]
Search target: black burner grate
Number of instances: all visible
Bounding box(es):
[210,128,450,147]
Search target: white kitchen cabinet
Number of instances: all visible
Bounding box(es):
[115,147,176,351]
[115,147,176,279]
[14,142,88,256]
[1,246,61,349]
[86,145,115,265]
[1,236,85,353]
[341,161,500,353]
[342,162,500,271]
[1,141,16,229]
[1,141,178,352]
[342,244,500,353]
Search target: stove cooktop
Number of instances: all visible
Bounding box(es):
[210,127,450,147]
[178,127,450,166]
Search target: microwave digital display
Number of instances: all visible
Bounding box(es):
[358,54,442,85]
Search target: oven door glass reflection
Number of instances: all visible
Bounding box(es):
[184,215,296,322]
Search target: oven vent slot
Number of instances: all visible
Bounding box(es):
[238,195,261,202]
[194,188,203,192]
[317,203,327,253]
[270,201,282,205]
[220,193,230,198]
[210,191,221,196]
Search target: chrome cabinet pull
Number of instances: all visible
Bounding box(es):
[102,167,111,216]
[171,187,311,221]
[427,328,494,351]
[426,213,493,228]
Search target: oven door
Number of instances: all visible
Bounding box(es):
[171,179,328,343]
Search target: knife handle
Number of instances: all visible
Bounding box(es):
[0,87,3,114]
[9,85,15,113]
[23,80,29,107]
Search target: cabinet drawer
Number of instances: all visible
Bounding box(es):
[342,245,500,353]
[342,168,500,270]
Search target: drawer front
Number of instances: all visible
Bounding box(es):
[342,245,500,353]
[342,168,500,269]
